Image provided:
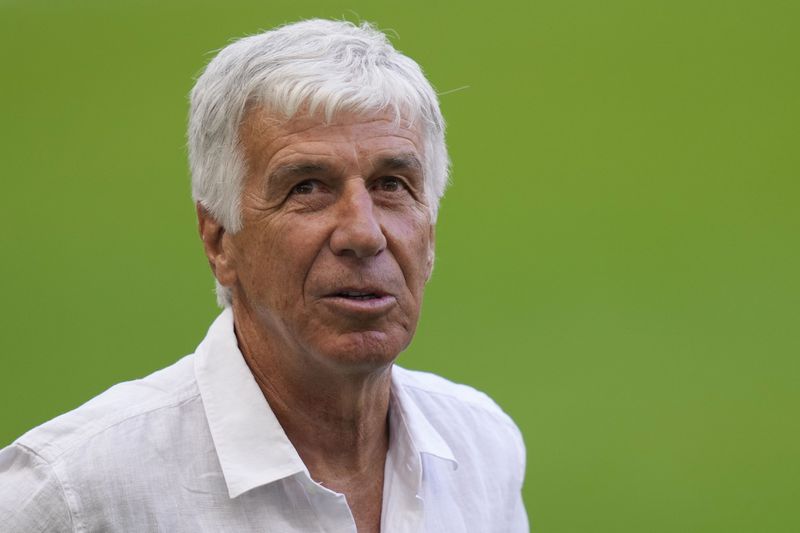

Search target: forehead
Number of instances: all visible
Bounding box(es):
[238,106,425,174]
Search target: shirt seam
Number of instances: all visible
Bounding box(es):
[29,382,201,462]
[14,443,79,533]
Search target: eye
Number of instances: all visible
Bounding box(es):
[291,180,317,195]
[375,176,404,192]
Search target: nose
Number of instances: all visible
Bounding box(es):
[329,182,387,258]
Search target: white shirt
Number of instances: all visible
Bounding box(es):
[0,309,528,532]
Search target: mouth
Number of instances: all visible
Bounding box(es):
[321,288,396,315]
[332,290,387,301]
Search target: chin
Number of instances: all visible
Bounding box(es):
[313,330,408,373]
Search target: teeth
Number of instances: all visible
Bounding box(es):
[340,291,376,299]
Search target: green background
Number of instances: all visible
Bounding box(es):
[1,1,798,531]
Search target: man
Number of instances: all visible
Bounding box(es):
[0,19,527,532]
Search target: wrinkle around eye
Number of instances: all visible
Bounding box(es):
[284,183,335,212]
[370,176,424,206]
[241,189,284,216]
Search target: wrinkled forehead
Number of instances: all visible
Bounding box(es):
[241,99,427,137]
[238,104,427,166]
[240,106,426,180]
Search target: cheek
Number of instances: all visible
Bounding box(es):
[386,213,433,294]
[235,224,295,300]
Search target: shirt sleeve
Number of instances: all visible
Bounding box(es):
[0,444,74,532]
[510,489,530,532]
[510,422,530,532]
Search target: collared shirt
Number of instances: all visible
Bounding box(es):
[0,309,528,532]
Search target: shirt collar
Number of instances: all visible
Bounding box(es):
[390,371,458,469]
[194,308,306,499]
[194,309,457,499]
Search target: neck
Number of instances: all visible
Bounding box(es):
[232,305,393,480]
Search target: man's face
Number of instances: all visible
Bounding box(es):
[220,107,434,372]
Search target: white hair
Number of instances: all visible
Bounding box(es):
[188,19,450,307]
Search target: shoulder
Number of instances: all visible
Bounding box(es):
[13,354,201,464]
[393,365,526,468]
[0,444,74,532]
[392,365,527,528]
[394,365,520,427]
[1,355,203,532]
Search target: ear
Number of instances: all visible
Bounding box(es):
[425,225,436,282]
[196,203,238,288]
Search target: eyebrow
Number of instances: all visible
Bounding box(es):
[374,153,423,174]
[266,152,423,192]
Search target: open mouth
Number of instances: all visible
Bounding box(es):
[335,291,383,300]
[321,288,396,314]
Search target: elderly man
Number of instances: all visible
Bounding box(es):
[0,19,527,532]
